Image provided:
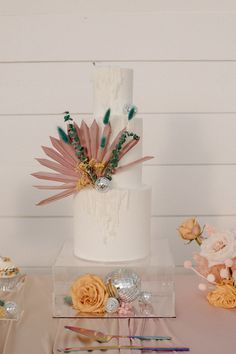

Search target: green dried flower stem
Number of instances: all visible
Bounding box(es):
[64,112,72,122]
[67,122,97,183]
[104,130,140,180]
[100,136,106,148]
[128,106,136,120]
[103,108,111,125]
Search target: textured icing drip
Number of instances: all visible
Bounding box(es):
[73,186,151,261]
[93,67,133,117]
[81,190,129,243]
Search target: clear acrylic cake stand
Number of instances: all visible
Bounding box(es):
[0,275,25,321]
[52,238,175,318]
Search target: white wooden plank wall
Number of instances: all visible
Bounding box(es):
[1,0,236,267]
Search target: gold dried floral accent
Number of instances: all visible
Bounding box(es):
[207,281,236,309]
[71,274,108,314]
[106,279,118,299]
[76,174,91,191]
[89,159,106,177]
[75,160,106,191]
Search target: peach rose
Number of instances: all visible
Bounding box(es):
[71,274,108,314]
[178,218,202,243]
[207,282,236,309]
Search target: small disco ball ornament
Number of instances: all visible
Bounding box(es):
[4,301,18,318]
[138,291,152,304]
[105,297,119,313]
[95,177,111,193]
[105,268,141,303]
[123,104,138,116]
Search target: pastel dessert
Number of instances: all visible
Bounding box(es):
[0,256,20,291]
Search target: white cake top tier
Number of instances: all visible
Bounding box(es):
[93,67,133,117]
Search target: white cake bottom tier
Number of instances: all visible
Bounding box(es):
[73,185,151,262]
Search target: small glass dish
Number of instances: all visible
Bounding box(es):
[0,274,25,321]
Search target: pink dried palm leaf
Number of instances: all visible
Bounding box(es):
[89,120,99,159]
[115,156,154,173]
[80,120,91,159]
[32,172,78,183]
[97,123,112,161]
[36,188,77,206]
[53,137,78,163]
[34,183,76,190]
[50,137,78,164]
[42,146,75,169]
[103,128,126,163]
[35,158,80,178]
[118,139,139,160]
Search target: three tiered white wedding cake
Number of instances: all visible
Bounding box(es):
[74,67,151,261]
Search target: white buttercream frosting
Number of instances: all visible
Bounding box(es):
[73,67,151,262]
[93,67,133,117]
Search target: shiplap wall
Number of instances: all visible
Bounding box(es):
[1,0,236,267]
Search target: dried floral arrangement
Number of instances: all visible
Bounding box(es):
[64,268,152,316]
[178,218,236,309]
[32,108,153,205]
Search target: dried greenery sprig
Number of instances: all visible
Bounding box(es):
[104,131,139,180]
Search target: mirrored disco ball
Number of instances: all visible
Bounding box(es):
[105,268,141,303]
[105,297,119,313]
[95,177,111,193]
[138,291,152,304]
[4,301,18,318]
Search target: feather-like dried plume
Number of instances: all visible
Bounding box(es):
[32,113,153,205]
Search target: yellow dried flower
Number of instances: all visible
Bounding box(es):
[207,281,236,309]
[71,274,108,314]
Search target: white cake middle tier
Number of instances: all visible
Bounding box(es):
[73,185,151,262]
